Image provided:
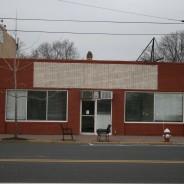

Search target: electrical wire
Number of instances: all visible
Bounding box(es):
[5,29,184,36]
[1,17,184,24]
[58,0,184,22]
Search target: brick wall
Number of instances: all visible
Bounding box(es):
[0,26,16,58]
[1,59,184,135]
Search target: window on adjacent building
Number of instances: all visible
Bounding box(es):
[125,92,183,123]
[6,90,67,122]
[0,30,3,43]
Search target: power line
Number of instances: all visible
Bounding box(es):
[5,29,183,36]
[59,0,184,23]
[1,17,184,25]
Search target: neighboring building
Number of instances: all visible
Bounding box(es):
[0,25,16,58]
[0,58,184,136]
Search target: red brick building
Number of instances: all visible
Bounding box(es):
[0,58,184,136]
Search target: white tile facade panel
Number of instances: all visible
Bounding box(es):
[34,62,158,89]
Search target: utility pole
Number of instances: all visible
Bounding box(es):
[13,13,18,139]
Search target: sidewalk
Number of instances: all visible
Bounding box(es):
[1,134,184,144]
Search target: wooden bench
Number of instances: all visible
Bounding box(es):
[60,124,74,141]
[96,124,112,142]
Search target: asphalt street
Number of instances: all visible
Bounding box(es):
[0,142,184,183]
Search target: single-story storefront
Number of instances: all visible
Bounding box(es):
[1,58,184,136]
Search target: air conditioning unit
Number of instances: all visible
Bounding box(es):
[81,91,100,99]
[93,91,100,99]
[101,91,113,99]
[81,91,93,99]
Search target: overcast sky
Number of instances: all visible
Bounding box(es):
[1,0,184,60]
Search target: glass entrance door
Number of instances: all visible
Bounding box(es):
[81,101,95,133]
[81,99,112,134]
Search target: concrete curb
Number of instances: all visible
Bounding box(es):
[0,139,173,145]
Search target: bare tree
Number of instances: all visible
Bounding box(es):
[159,30,184,62]
[138,30,184,62]
[31,39,79,59]
[31,42,52,59]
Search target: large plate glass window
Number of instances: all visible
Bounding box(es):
[6,90,27,120]
[6,90,67,122]
[154,93,183,122]
[27,91,47,120]
[48,91,67,121]
[125,92,154,122]
[125,92,183,122]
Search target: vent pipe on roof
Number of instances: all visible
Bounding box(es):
[86,51,93,60]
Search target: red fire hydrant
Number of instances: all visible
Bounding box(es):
[163,128,171,142]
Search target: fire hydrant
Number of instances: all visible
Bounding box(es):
[163,128,171,142]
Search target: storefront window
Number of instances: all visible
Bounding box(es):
[125,92,154,122]
[6,90,67,122]
[125,92,183,123]
[6,90,27,120]
[27,91,47,120]
[47,91,67,121]
[154,93,183,122]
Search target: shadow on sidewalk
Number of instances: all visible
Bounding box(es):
[2,137,28,141]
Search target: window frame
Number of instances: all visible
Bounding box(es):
[6,89,68,122]
[125,92,154,122]
[125,91,184,124]
[154,93,183,122]
[6,90,27,121]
